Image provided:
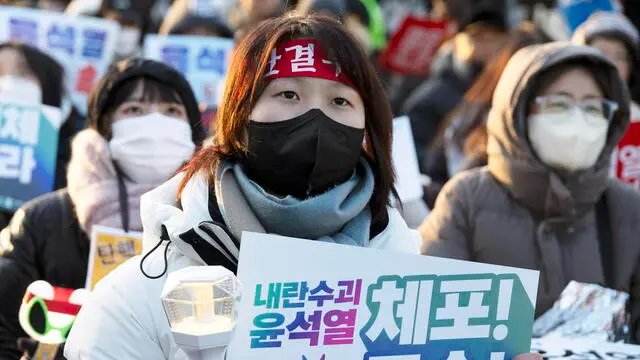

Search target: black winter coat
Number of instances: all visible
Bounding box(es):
[0,190,88,359]
[400,50,479,169]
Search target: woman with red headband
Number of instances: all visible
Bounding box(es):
[64,15,541,360]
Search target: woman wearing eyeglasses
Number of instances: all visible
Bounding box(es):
[420,42,640,342]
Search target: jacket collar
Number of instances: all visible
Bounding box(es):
[139,160,271,267]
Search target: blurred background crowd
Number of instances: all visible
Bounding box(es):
[0,0,638,217]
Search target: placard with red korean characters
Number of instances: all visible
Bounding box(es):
[611,105,640,190]
[378,16,448,76]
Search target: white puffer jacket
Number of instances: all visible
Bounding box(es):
[65,172,421,360]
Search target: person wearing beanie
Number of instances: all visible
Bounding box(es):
[573,12,638,89]
[401,8,508,170]
[573,11,640,186]
[573,11,639,108]
[0,58,204,359]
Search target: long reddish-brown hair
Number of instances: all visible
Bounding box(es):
[179,13,397,227]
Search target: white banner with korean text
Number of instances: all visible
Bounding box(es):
[227,233,540,360]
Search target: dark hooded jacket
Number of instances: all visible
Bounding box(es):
[0,59,205,359]
[401,45,482,169]
[419,42,640,342]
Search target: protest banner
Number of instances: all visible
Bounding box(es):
[611,122,640,190]
[0,97,61,212]
[379,16,448,76]
[0,6,120,115]
[611,106,640,189]
[85,226,143,290]
[227,233,540,360]
[557,0,615,34]
[393,116,423,203]
[144,34,234,108]
[532,337,640,359]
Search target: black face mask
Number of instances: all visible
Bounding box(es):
[244,108,365,199]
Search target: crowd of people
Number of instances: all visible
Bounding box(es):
[0,0,638,359]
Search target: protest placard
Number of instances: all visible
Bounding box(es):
[85,226,143,290]
[144,34,234,107]
[393,116,423,203]
[557,0,615,34]
[611,106,640,189]
[532,337,640,359]
[227,233,540,360]
[0,6,120,115]
[611,121,640,190]
[379,16,448,76]
[0,97,61,212]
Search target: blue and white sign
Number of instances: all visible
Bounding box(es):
[0,6,120,115]
[228,233,540,360]
[144,34,234,107]
[557,0,615,33]
[0,97,61,212]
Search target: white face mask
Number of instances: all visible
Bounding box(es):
[0,75,42,104]
[109,113,196,184]
[115,27,141,59]
[528,108,609,172]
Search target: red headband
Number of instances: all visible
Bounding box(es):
[264,39,354,86]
